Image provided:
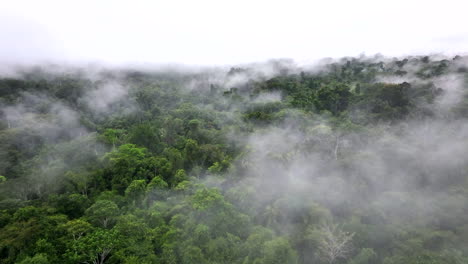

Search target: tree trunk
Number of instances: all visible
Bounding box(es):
[334,135,340,161]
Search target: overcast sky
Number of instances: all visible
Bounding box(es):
[1,0,468,66]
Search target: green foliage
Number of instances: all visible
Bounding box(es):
[85,200,119,228]
[208,158,231,174]
[125,180,147,205]
[66,228,120,264]
[172,169,187,186]
[17,254,50,264]
[147,176,169,190]
[105,144,167,193]
[1,55,468,264]
[61,219,93,241]
[349,248,378,264]
[190,188,225,210]
[315,82,352,114]
[100,128,126,148]
[49,193,90,218]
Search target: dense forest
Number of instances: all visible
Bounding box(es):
[0,54,468,264]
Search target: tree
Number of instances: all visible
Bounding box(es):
[146,176,169,203]
[181,245,207,264]
[318,222,354,264]
[190,188,225,211]
[147,176,168,190]
[172,169,187,187]
[127,123,161,153]
[62,219,93,241]
[50,193,90,219]
[85,200,119,228]
[163,147,184,172]
[100,129,125,149]
[65,171,90,196]
[112,214,156,262]
[208,159,231,174]
[349,248,377,264]
[17,254,50,264]
[105,144,160,193]
[183,139,199,167]
[68,228,120,264]
[260,237,298,264]
[124,180,147,205]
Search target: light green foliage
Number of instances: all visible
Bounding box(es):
[125,180,147,204]
[17,254,50,264]
[174,180,192,191]
[208,158,231,174]
[85,200,119,228]
[113,214,156,261]
[163,147,184,173]
[349,248,378,264]
[105,144,169,193]
[101,128,125,148]
[61,219,93,241]
[64,171,90,196]
[33,239,56,260]
[147,176,168,190]
[190,188,225,210]
[67,228,120,264]
[172,169,187,186]
[183,139,199,167]
[259,237,298,264]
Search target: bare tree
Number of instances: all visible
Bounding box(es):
[318,222,354,264]
[334,135,340,161]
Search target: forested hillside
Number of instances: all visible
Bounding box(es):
[1,55,468,264]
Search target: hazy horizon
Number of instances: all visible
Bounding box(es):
[2,0,468,66]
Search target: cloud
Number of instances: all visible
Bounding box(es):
[0,15,63,64]
[80,82,131,114]
[1,0,468,65]
[1,92,86,140]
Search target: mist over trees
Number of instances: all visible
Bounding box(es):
[0,54,468,264]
